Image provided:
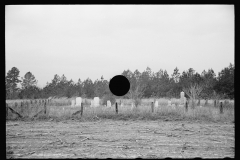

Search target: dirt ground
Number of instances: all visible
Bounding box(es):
[6,119,234,158]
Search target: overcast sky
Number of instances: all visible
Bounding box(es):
[6,5,234,88]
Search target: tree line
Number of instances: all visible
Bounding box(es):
[5,63,234,100]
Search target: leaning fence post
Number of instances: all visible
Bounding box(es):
[185,101,188,112]
[80,102,84,116]
[115,102,118,114]
[220,102,223,114]
[151,102,154,113]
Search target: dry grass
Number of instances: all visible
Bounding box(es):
[6,98,234,123]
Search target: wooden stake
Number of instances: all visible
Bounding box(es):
[151,102,154,113]
[81,103,84,116]
[185,101,188,112]
[115,102,118,114]
[220,102,223,114]
[44,101,47,114]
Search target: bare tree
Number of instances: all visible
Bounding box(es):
[183,83,203,109]
[127,82,146,108]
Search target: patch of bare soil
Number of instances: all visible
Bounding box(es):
[6,119,234,158]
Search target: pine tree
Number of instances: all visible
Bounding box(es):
[6,67,22,99]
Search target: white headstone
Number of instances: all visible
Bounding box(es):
[93,97,100,107]
[121,103,124,107]
[90,100,94,107]
[107,100,111,107]
[180,91,184,98]
[71,100,75,107]
[168,100,171,106]
[180,91,185,104]
[154,101,158,108]
[131,103,134,109]
[179,104,184,107]
[76,97,82,106]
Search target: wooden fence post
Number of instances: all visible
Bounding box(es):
[185,101,188,112]
[220,102,223,114]
[151,102,154,113]
[44,101,47,114]
[80,102,84,116]
[115,102,118,114]
[20,102,24,114]
[214,100,216,107]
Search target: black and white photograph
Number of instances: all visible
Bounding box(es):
[6,5,234,158]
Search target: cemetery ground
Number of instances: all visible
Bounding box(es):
[6,98,234,158]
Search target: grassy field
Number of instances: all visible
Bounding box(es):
[6,98,234,123]
[6,98,234,158]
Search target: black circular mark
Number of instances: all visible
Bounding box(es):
[109,75,130,96]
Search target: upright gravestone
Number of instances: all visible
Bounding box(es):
[131,102,134,110]
[154,100,158,108]
[180,91,185,104]
[107,100,111,107]
[76,97,82,106]
[93,97,100,107]
[71,99,75,107]
[171,104,176,109]
[90,100,94,107]
[168,100,171,106]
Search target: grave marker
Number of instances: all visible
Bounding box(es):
[168,100,171,106]
[154,101,158,108]
[93,97,100,107]
[76,97,82,106]
[107,100,111,107]
[71,100,75,107]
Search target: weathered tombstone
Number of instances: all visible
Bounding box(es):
[171,104,176,109]
[121,102,124,107]
[180,91,185,104]
[154,101,158,108]
[168,100,171,106]
[107,100,111,107]
[90,100,94,107]
[76,97,82,106]
[131,102,134,110]
[93,97,100,107]
[71,99,75,107]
